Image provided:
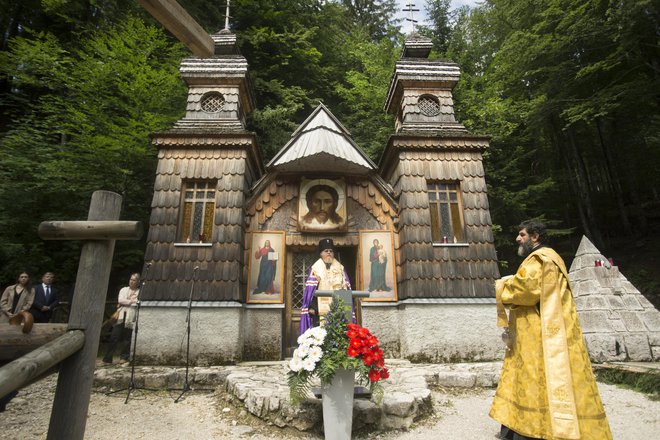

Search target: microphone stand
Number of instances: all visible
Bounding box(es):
[106,263,156,403]
[170,266,212,403]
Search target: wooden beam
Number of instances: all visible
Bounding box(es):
[0,330,84,397]
[0,324,68,361]
[138,0,214,58]
[47,190,123,440]
[38,220,143,240]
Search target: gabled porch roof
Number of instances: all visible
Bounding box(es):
[267,103,376,175]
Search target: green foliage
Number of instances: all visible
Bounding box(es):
[341,0,400,40]
[287,368,313,406]
[447,0,659,269]
[233,0,400,162]
[418,0,453,55]
[0,16,186,285]
[335,30,397,159]
[315,297,356,383]
[1,0,658,293]
[595,368,660,401]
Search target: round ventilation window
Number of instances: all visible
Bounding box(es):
[418,95,441,117]
[200,92,225,113]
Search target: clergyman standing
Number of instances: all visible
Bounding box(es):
[300,238,351,333]
[490,220,612,440]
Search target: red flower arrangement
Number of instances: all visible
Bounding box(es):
[346,323,389,383]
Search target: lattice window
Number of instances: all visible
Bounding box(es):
[292,252,318,309]
[418,95,441,117]
[200,92,225,113]
[180,181,216,242]
[428,181,465,243]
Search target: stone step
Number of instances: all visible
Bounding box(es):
[93,361,503,433]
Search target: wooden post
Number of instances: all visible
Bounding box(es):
[47,191,123,440]
[138,0,215,58]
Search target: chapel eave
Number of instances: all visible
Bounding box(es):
[378,132,491,176]
[149,130,264,176]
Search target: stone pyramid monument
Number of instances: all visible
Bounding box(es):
[569,236,660,362]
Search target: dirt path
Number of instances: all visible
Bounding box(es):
[0,375,658,439]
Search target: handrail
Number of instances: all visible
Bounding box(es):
[0,330,85,397]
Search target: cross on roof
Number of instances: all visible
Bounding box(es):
[402,2,420,34]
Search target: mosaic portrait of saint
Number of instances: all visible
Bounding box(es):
[298,179,347,232]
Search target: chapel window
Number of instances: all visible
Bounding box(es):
[180,181,216,242]
[427,181,465,243]
[418,94,441,117]
[200,92,225,113]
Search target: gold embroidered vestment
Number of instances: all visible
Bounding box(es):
[490,247,612,440]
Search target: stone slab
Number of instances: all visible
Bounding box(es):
[579,311,614,333]
[584,334,626,363]
[640,311,660,332]
[607,296,625,309]
[575,295,609,310]
[571,280,599,297]
[624,334,652,361]
[622,295,644,311]
[619,311,647,332]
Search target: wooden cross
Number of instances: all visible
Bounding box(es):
[0,191,142,440]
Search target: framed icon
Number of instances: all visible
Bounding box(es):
[298,178,347,232]
[247,231,285,303]
[359,230,397,301]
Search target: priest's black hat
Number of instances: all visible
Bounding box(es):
[318,238,335,254]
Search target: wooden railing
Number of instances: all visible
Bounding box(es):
[0,191,142,440]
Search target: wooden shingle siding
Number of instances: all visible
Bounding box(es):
[379,133,499,300]
[144,140,257,301]
[401,90,457,124]
[184,86,240,121]
[246,177,398,235]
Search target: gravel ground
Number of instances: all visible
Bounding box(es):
[0,374,658,439]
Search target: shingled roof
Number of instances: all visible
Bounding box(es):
[267,103,376,175]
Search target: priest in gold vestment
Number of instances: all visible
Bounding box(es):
[490,220,612,440]
[299,238,352,332]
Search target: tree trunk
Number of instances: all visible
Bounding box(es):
[565,128,605,249]
[596,118,633,236]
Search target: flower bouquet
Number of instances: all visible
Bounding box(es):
[288,297,389,405]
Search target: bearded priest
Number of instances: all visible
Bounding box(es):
[490,220,612,440]
[299,238,352,333]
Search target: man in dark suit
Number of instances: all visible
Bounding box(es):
[30,272,58,323]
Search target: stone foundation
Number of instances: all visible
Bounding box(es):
[136,300,503,364]
[242,305,284,361]
[363,299,504,362]
[136,301,245,365]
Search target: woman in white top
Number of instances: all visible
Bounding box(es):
[101,273,140,365]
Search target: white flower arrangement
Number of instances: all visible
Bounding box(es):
[289,326,327,373]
